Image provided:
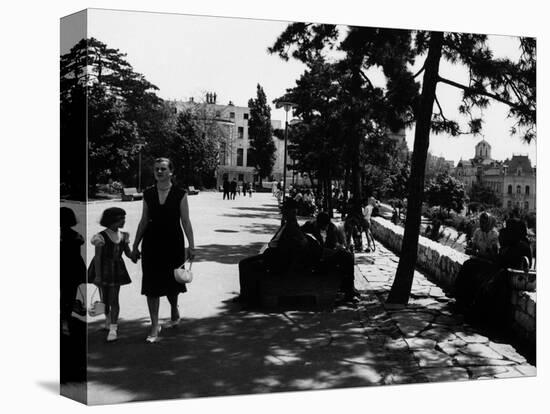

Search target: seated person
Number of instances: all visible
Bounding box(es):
[498,217,533,271]
[454,212,500,308]
[236,198,318,305]
[301,212,359,300]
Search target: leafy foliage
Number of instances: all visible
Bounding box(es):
[468,182,502,208]
[425,172,467,213]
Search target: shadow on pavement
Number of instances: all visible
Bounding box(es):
[194,242,265,264]
[231,206,280,213]
[241,222,280,236]
[85,305,386,404]
[84,294,516,405]
[224,212,279,220]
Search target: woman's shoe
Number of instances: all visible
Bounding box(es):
[106,329,118,342]
[104,314,111,331]
[164,318,180,329]
[145,326,162,343]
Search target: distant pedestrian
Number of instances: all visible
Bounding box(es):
[247,181,253,197]
[230,178,237,200]
[362,197,376,252]
[222,178,230,200]
[88,207,134,342]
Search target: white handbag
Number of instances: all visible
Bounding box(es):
[88,287,105,317]
[174,260,194,284]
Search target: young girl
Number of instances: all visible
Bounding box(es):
[89,207,133,342]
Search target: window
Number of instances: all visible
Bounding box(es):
[246,148,254,167]
[215,110,221,118]
[219,142,226,165]
[237,148,243,166]
[524,201,529,211]
[507,185,512,194]
[243,113,249,120]
[229,112,235,119]
[238,126,244,139]
[516,185,521,194]
[525,185,530,195]
[517,168,522,176]
[507,200,512,209]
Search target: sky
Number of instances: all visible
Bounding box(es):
[70,8,537,166]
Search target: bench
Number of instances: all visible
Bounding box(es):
[187,186,199,195]
[507,268,536,292]
[258,268,342,309]
[121,187,143,201]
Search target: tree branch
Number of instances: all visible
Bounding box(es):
[434,95,447,121]
[438,75,524,111]
[359,70,375,90]
[413,64,425,79]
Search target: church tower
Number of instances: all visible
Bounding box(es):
[475,139,492,160]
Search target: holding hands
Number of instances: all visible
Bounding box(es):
[131,247,141,263]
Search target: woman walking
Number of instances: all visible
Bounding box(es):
[132,158,195,343]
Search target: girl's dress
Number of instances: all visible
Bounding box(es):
[88,230,132,287]
[141,186,187,297]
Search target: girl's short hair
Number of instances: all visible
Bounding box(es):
[100,207,126,227]
[60,207,77,228]
[154,157,174,171]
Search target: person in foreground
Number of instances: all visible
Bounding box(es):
[132,157,195,343]
[236,198,315,306]
[89,207,133,342]
[301,211,360,301]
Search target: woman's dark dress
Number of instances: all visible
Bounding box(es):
[141,186,187,297]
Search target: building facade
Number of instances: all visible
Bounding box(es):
[170,94,288,189]
[455,139,536,212]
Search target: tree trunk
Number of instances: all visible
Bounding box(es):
[344,164,351,200]
[387,32,444,305]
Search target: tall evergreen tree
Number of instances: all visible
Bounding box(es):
[248,84,276,186]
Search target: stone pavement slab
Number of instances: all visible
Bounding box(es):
[354,242,536,384]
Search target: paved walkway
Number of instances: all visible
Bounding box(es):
[63,193,535,405]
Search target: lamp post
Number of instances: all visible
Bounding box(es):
[275,101,296,199]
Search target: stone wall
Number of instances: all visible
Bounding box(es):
[370,216,536,348]
[370,217,468,291]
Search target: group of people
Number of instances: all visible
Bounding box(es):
[61,157,196,344]
[342,196,378,253]
[289,187,316,217]
[454,210,533,324]
[236,198,359,306]
[222,178,253,200]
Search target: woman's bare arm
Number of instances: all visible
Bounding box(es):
[180,194,195,259]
